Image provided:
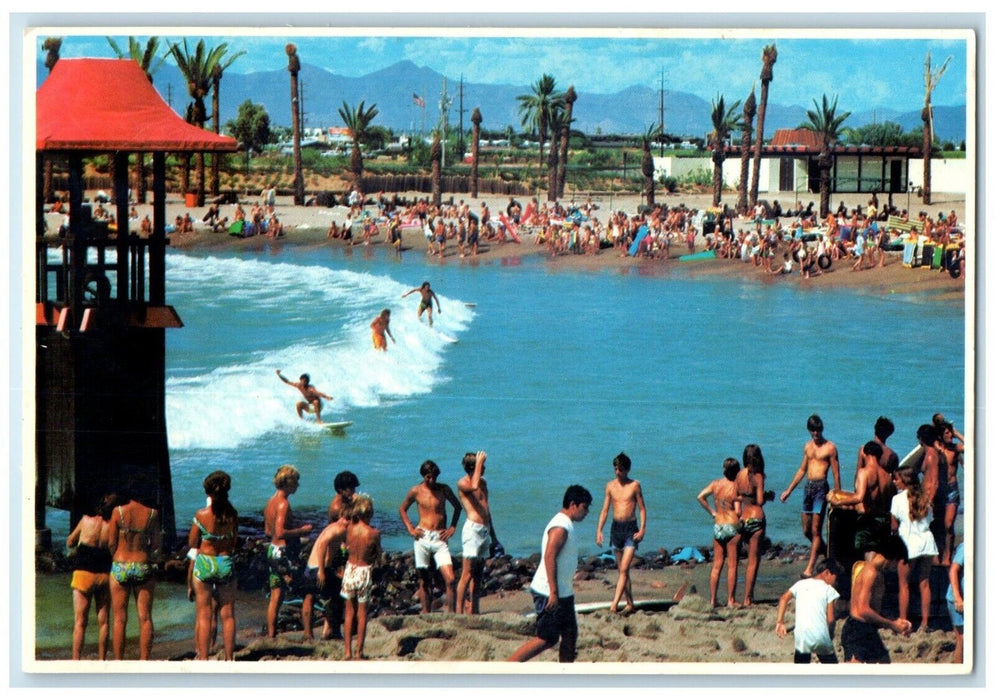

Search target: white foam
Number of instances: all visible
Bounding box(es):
[164,253,472,449]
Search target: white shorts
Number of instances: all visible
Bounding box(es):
[413,530,453,569]
[462,520,491,559]
[340,562,373,603]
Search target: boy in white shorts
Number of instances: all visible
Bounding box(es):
[456,451,503,614]
[399,460,463,613]
[340,495,380,660]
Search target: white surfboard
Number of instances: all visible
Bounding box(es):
[898,444,924,469]
[437,331,459,344]
[525,598,676,618]
[318,420,353,432]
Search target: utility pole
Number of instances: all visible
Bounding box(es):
[440,77,453,169]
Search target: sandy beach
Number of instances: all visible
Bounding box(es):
[48,189,968,304]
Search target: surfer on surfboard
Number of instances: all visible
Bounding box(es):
[276,369,333,424]
[402,281,441,327]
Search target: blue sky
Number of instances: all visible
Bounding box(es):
[34,27,971,114]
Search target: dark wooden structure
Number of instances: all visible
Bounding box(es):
[35,58,237,549]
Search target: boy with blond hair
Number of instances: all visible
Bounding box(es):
[341,495,381,660]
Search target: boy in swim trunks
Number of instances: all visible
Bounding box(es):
[595,452,647,614]
[402,281,441,327]
[263,465,314,638]
[341,494,381,660]
[370,309,395,351]
[841,545,912,663]
[276,369,333,424]
[456,451,502,614]
[399,460,463,613]
[302,507,350,641]
[781,414,841,578]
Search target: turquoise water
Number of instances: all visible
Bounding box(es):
[46,244,966,558]
[36,243,965,654]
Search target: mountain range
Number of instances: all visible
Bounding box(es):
[38,59,968,144]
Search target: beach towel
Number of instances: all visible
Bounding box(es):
[902,242,916,266]
[228,220,244,237]
[671,546,706,563]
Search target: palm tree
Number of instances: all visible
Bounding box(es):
[107,36,166,204]
[517,74,562,175]
[41,37,62,203]
[709,95,742,207]
[801,94,851,218]
[338,100,381,191]
[169,39,240,206]
[736,87,757,215]
[556,86,577,200]
[210,49,245,196]
[749,43,777,209]
[922,52,951,205]
[641,123,659,208]
[546,105,569,201]
[430,131,442,207]
[470,108,482,199]
[286,44,304,205]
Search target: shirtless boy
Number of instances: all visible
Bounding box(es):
[370,309,396,351]
[302,507,350,641]
[399,460,463,613]
[341,495,381,660]
[829,441,896,557]
[781,414,841,578]
[402,281,441,327]
[276,370,333,424]
[841,544,913,663]
[456,451,502,614]
[263,465,313,638]
[595,452,647,614]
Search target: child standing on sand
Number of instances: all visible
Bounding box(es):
[776,558,845,663]
[595,452,647,615]
[341,494,381,660]
[697,458,743,608]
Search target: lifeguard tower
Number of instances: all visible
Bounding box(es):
[35,58,237,549]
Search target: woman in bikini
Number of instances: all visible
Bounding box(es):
[67,493,117,659]
[697,458,743,608]
[736,444,769,606]
[187,471,239,660]
[108,487,161,660]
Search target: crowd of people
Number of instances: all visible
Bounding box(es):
[65,405,965,664]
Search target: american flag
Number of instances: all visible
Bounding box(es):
[412,93,425,108]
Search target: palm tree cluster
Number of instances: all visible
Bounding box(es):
[169,38,245,206]
[516,74,577,201]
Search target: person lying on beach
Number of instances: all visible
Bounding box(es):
[276,370,333,424]
[341,494,382,660]
[697,458,743,608]
[776,557,844,664]
[595,452,647,615]
[399,460,463,613]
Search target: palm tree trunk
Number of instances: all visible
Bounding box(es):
[180,154,191,195]
[135,153,148,204]
[737,131,752,214]
[547,132,560,202]
[750,82,768,209]
[818,156,831,218]
[922,108,933,205]
[211,78,221,196]
[196,153,206,207]
[471,120,481,199]
[712,157,724,207]
[289,66,303,205]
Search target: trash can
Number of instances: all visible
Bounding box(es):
[185,192,197,208]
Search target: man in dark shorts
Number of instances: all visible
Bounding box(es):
[509,485,593,662]
[841,544,912,663]
[402,281,441,327]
